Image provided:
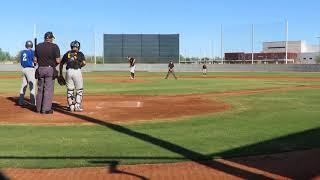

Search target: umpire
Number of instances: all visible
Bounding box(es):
[35,32,61,114]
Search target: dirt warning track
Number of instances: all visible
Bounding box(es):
[2,149,320,180]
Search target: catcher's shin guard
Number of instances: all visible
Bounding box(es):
[67,89,75,111]
[75,89,84,111]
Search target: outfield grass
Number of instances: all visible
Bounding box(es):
[0,72,319,168]
[2,71,320,95]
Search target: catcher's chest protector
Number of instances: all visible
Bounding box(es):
[67,52,78,62]
[66,51,82,70]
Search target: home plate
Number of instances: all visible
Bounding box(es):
[136,101,143,108]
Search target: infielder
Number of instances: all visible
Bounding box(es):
[127,56,136,80]
[18,40,36,106]
[59,40,86,112]
[202,63,207,76]
[165,61,177,79]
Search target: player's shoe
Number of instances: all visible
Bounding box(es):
[41,110,53,114]
[75,107,83,112]
[69,105,75,112]
[75,104,83,112]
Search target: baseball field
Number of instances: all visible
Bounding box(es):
[0,71,320,179]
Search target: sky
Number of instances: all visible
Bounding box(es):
[0,0,319,57]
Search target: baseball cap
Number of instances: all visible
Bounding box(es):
[44,31,55,39]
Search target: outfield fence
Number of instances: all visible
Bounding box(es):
[1,64,320,72]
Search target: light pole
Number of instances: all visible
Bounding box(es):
[94,31,96,65]
[285,19,288,64]
[317,37,320,55]
[251,24,254,64]
[221,24,224,64]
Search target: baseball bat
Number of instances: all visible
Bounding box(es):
[34,38,37,51]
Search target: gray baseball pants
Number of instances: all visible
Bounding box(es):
[36,67,55,112]
[19,67,36,106]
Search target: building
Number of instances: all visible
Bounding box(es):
[225,40,320,64]
[225,52,297,64]
[103,34,179,63]
[263,41,320,63]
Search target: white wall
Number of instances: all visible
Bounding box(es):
[263,41,303,53]
[263,41,320,53]
[305,45,320,53]
[299,53,318,64]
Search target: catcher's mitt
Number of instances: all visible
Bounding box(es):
[57,75,66,86]
[81,61,86,68]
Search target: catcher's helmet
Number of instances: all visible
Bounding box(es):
[70,40,80,50]
[44,31,55,40]
[25,40,33,49]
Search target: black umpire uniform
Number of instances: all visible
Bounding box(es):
[35,32,61,114]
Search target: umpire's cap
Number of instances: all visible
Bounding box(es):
[25,40,33,49]
[44,31,55,40]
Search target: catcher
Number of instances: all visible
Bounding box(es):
[58,40,86,112]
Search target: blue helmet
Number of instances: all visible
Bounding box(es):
[25,40,33,48]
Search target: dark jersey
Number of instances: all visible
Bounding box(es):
[35,42,60,67]
[168,62,174,69]
[61,50,85,70]
[203,64,207,69]
[129,58,135,67]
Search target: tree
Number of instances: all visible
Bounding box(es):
[316,56,320,64]
[13,51,22,63]
[0,48,11,62]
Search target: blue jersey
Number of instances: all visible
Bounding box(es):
[20,49,35,68]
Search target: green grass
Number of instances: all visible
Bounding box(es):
[0,72,319,168]
[3,71,320,95]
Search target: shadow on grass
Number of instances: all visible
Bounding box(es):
[105,161,148,180]
[210,127,320,180]
[4,97,320,179]
[51,103,270,179]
